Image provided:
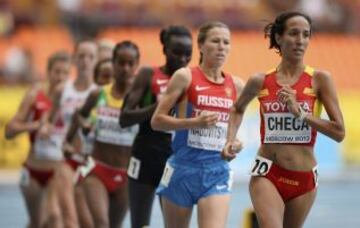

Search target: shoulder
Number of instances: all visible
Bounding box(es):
[248,72,267,87]
[138,66,155,78]
[174,67,191,79]
[134,66,155,83]
[89,87,102,99]
[24,84,41,101]
[167,67,192,91]
[230,75,244,92]
[313,69,332,81]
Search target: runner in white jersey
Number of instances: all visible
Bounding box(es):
[5,51,71,228]
[38,39,98,228]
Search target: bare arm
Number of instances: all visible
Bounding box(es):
[119,67,156,127]
[222,73,265,161]
[279,70,345,142]
[151,68,219,131]
[5,86,40,139]
[65,89,100,144]
[304,71,345,142]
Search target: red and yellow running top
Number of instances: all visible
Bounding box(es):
[258,66,322,147]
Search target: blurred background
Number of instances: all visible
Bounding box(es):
[0,0,359,227]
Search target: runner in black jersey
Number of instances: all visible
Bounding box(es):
[120,25,192,228]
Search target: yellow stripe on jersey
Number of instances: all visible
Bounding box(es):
[266,68,276,75]
[313,98,323,117]
[304,65,315,76]
[303,87,316,97]
[103,84,124,108]
[258,89,269,98]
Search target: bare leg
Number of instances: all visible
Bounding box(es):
[55,163,79,228]
[128,179,156,228]
[197,194,231,228]
[83,175,109,228]
[161,196,193,228]
[75,183,94,228]
[20,178,42,228]
[249,177,285,228]
[109,184,129,228]
[283,189,317,228]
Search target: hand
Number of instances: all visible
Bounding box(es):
[277,86,301,117]
[196,111,219,128]
[221,139,243,161]
[37,123,51,139]
[63,141,76,155]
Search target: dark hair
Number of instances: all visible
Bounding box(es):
[94,58,112,82]
[197,21,229,63]
[47,51,71,72]
[160,25,192,48]
[112,40,140,61]
[264,11,312,54]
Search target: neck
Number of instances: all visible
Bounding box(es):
[278,59,304,78]
[199,62,223,82]
[74,73,92,91]
[162,64,176,76]
[113,79,128,98]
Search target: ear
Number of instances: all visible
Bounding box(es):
[275,33,282,46]
[163,46,166,55]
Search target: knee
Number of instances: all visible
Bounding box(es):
[44,212,63,228]
[93,219,109,228]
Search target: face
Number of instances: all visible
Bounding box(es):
[48,60,70,87]
[165,36,192,72]
[276,16,311,61]
[74,41,98,76]
[113,47,139,83]
[200,27,230,67]
[98,46,113,62]
[95,61,113,86]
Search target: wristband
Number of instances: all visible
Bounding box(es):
[298,106,308,121]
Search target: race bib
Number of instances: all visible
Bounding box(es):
[187,121,227,151]
[160,162,174,187]
[34,135,63,161]
[264,113,312,143]
[96,115,138,146]
[127,157,141,179]
[249,156,273,176]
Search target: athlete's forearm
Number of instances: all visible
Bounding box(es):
[5,121,39,139]
[120,104,157,127]
[226,107,243,143]
[151,114,199,131]
[304,115,345,142]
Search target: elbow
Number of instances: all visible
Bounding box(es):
[150,115,161,131]
[119,114,130,128]
[4,127,14,140]
[4,131,12,140]
[335,130,345,143]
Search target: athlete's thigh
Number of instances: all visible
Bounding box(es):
[75,183,94,228]
[197,194,231,228]
[128,179,156,227]
[109,185,128,228]
[20,177,42,225]
[284,189,317,228]
[83,175,109,225]
[161,196,193,228]
[249,176,285,228]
